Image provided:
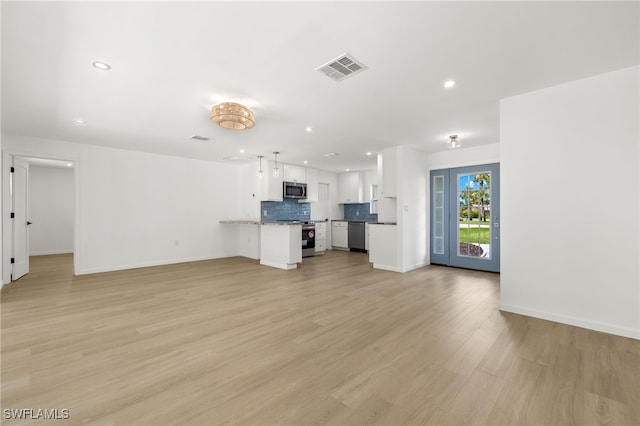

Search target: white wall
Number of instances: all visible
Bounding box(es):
[29,166,75,255]
[3,135,242,281]
[500,66,639,339]
[426,143,500,171]
[399,146,429,271]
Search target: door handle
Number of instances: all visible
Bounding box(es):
[27,221,32,225]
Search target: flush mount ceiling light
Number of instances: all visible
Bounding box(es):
[74,119,86,125]
[210,102,255,130]
[448,134,460,149]
[92,61,111,71]
[444,80,456,88]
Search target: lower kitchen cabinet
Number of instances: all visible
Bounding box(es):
[315,221,327,254]
[332,220,348,249]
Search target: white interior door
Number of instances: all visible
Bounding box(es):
[12,158,30,280]
[316,183,330,220]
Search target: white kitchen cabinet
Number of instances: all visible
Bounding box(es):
[304,167,319,203]
[332,220,349,249]
[260,223,302,270]
[369,224,399,271]
[338,172,362,204]
[362,169,377,203]
[283,164,306,183]
[257,160,283,201]
[314,221,326,253]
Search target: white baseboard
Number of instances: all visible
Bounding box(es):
[372,263,403,272]
[259,260,297,270]
[77,255,226,275]
[400,261,429,273]
[30,250,73,256]
[373,261,428,273]
[499,303,640,340]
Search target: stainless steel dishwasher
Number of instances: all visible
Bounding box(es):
[348,221,366,252]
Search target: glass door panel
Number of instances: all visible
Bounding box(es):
[430,163,500,272]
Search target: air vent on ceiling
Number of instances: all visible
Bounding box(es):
[316,53,368,82]
[323,152,340,157]
[188,135,211,142]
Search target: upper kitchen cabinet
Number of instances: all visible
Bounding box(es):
[362,169,378,203]
[338,171,362,204]
[257,160,284,201]
[338,170,377,204]
[304,167,319,203]
[283,164,306,183]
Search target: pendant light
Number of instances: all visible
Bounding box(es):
[257,155,264,179]
[273,152,280,176]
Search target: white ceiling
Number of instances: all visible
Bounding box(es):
[2,1,638,172]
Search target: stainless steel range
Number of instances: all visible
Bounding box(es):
[301,223,316,257]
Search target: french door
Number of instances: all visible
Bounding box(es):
[430,163,500,272]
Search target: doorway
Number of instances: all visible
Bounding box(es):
[7,156,76,282]
[430,163,500,272]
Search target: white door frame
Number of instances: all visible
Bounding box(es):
[2,152,81,284]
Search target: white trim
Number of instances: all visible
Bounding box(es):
[77,255,225,275]
[30,250,73,256]
[3,150,80,282]
[400,261,429,273]
[259,259,298,270]
[499,303,640,340]
[373,261,428,273]
[372,263,403,272]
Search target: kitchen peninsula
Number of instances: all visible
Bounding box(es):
[219,220,302,270]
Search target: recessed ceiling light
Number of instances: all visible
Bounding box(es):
[305,126,313,133]
[366,152,372,156]
[303,160,308,165]
[93,61,111,71]
[66,163,73,167]
[239,149,245,153]
[74,119,86,125]
[444,80,456,88]
[345,168,350,172]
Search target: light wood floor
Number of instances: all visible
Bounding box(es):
[2,252,639,426]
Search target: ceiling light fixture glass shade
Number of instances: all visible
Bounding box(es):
[210,102,255,130]
[448,134,460,149]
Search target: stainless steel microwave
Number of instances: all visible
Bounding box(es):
[283,181,307,199]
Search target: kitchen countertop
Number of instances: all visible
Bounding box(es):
[219,220,261,225]
[220,219,390,225]
[331,219,396,225]
[220,220,308,226]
